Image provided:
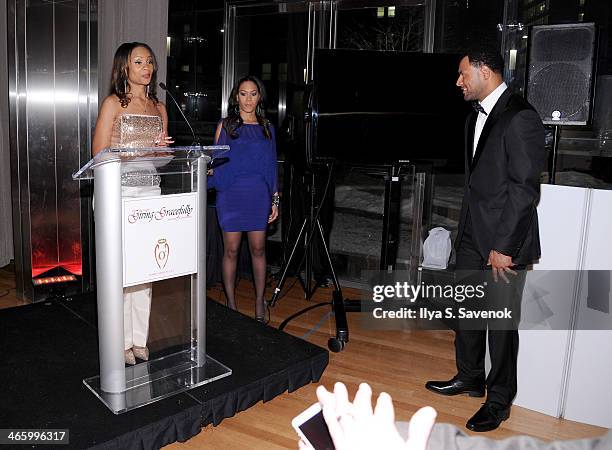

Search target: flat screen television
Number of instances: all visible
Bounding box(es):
[310,49,473,166]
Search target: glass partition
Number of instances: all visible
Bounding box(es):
[324,164,422,284]
[223,1,309,129]
[548,136,612,189]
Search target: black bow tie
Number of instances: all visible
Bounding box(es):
[472,102,487,115]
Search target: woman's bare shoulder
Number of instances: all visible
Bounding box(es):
[101,94,121,106]
[100,94,122,114]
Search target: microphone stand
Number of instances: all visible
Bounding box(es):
[159,82,228,169]
[158,82,201,147]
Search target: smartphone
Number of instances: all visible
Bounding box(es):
[292,403,336,450]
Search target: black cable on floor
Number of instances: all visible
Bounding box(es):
[278,301,331,331]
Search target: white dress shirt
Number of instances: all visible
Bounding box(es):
[473,82,508,156]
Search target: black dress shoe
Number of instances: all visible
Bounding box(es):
[466,403,510,432]
[425,377,485,397]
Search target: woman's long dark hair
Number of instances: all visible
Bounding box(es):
[223,75,272,139]
[110,42,159,108]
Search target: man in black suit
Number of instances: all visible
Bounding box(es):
[425,47,546,432]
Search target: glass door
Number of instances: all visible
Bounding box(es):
[222,2,311,129]
[500,0,530,94]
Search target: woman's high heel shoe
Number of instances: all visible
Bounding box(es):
[132,346,149,361]
[124,349,136,365]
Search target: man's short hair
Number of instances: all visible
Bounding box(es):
[463,46,505,74]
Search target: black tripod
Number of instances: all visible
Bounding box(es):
[270,161,339,301]
[269,161,357,351]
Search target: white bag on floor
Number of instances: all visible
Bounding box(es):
[422,227,451,269]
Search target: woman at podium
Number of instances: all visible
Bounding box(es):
[92,42,173,365]
[210,76,279,322]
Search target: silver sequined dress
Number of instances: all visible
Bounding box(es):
[111,113,163,187]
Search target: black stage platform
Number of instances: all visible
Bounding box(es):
[0,295,328,449]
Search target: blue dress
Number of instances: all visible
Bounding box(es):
[211,122,278,232]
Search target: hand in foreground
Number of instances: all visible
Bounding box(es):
[268,205,279,223]
[298,382,436,450]
[487,250,517,283]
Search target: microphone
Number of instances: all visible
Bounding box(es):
[159,82,200,146]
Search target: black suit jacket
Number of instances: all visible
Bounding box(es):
[455,88,546,265]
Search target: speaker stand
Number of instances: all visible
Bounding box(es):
[549,125,561,184]
[380,164,402,271]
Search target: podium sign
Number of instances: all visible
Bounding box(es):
[122,192,198,287]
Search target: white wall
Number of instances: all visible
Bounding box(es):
[515,185,612,428]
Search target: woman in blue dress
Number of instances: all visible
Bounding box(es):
[211,76,278,321]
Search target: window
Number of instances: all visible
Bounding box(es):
[337,4,424,52]
[166,1,224,144]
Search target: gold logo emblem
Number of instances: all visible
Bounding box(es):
[154,238,170,269]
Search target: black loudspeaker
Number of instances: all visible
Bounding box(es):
[527,23,596,125]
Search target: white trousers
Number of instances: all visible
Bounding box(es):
[123,282,152,349]
[122,185,161,350]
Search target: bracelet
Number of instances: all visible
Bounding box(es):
[272,194,280,207]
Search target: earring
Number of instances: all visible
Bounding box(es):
[146,84,150,98]
[256,104,263,117]
[124,79,128,93]
[234,104,240,115]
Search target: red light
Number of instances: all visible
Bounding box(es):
[32,274,77,286]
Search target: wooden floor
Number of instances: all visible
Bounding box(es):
[0,263,26,310]
[0,264,607,449]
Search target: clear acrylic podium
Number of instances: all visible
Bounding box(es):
[73,146,231,414]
